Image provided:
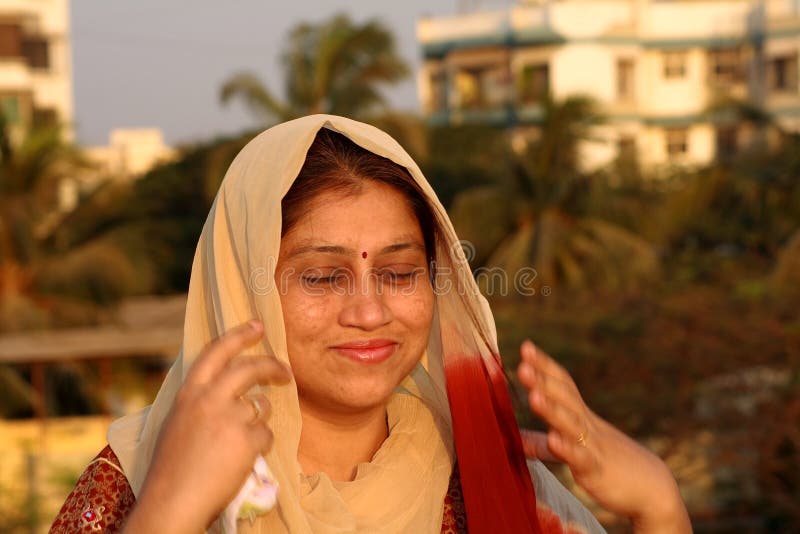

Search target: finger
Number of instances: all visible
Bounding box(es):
[217,356,293,398]
[521,340,581,397]
[520,429,559,462]
[518,361,585,417]
[547,430,594,475]
[528,388,584,441]
[186,320,264,386]
[520,341,586,409]
[247,422,275,456]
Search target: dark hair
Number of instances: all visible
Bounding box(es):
[281,128,438,267]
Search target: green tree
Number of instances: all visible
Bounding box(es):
[220,14,409,122]
[48,132,253,297]
[0,115,150,331]
[450,95,660,292]
[0,115,88,299]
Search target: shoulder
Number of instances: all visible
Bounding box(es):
[50,445,136,534]
[528,459,607,534]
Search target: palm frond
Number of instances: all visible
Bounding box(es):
[449,185,518,267]
[220,72,290,122]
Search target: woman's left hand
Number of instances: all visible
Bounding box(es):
[516,340,692,533]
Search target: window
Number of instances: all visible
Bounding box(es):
[22,37,49,69]
[455,70,483,110]
[616,58,635,101]
[709,48,745,84]
[768,54,798,92]
[0,23,22,58]
[666,128,688,157]
[454,64,508,110]
[518,63,549,104]
[663,51,687,79]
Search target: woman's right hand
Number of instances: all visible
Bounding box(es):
[123,320,292,533]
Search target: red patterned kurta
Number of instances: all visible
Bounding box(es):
[50,447,135,533]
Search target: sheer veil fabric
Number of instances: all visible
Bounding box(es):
[107,115,538,533]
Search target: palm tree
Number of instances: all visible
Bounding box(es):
[220,14,409,122]
[0,115,147,331]
[449,95,660,293]
[0,114,88,298]
[654,99,800,262]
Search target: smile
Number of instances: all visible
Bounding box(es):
[332,339,398,363]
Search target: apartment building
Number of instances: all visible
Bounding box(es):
[0,0,73,144]
[417,0,800,170]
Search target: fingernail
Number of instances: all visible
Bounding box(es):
[248,320,263,332]
[521,340,535,360]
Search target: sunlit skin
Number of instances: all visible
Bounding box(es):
[275,181,434,481]
[122,182,690,534]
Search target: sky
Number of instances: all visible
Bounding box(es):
[69,1,483,147]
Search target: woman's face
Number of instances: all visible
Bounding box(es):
[276,181,434,416]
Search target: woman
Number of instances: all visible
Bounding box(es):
[52,115,690,533]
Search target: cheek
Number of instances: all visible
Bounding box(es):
[280,287,336,344]
[391,287,434,341]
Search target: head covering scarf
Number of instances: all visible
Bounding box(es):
[107,115,544,533]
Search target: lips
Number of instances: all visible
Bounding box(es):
[332,339,398,363]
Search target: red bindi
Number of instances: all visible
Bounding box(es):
[362,251,368,259]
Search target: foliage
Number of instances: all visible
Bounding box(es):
[43,132,251,298]
[516,95,600,191]
[0,115,90,294]
[770,229,800,305]
[220,13,409,122]
[754,366,800,530]
[449,95,660,292]
[420,123,514,209]
[0,112,139,334]
[0,365,35,417]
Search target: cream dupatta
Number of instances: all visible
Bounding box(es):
[107,114,512,532]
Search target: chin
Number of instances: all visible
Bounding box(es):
[304,378,401,414]
[335,381,398,411]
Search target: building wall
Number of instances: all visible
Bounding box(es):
[62,128,177,212]
[86,128,178,180]
[0,0,73,142]
[417,0,800,172]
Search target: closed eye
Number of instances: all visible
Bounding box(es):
[378,266,425,285]
[300,268,351,286]
[381,272,414,280]
[302,274,350,285]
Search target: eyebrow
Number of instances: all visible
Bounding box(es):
[287,241,426,258]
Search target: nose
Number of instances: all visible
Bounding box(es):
[338,276,393,331]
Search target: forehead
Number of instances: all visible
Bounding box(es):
[280,181,424,251]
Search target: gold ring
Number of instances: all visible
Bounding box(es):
[576,431,588,448]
